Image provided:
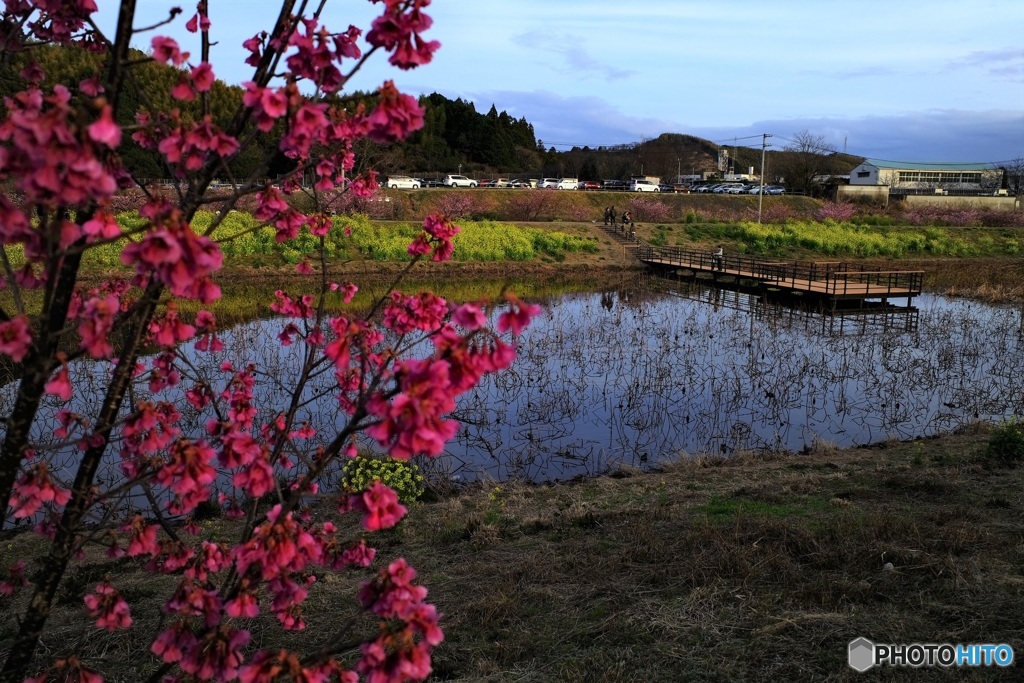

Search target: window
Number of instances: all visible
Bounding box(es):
[857,171,871,178]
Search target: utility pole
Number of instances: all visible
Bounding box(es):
[758,133,772,224]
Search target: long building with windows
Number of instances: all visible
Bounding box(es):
[848,159,1002,195]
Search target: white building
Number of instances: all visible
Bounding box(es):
[848,159,1001,195]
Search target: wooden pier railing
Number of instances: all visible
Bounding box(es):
[634,245,923,301]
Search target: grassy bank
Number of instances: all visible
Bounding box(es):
[6,427,1021,681]
[393,427,1024,681]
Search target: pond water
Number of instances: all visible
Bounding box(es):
[3,275,1022,491]
[444,275,1024,480]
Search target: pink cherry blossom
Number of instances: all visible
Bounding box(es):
[190,62,215,91]
[8,462,71,518]
[0,314,33,361]
[497,294,542,336]
[151,36,189,65]
[366,80,424,143]
[185,11,211,32]
[122,516,161,558]
[84,581,132,631]
[452,302,487,331]
[367,3,440,70]
[0,561,28,596]
[351,481,407,531]
[78,294,119,357]
[87,104,121,147]
[44,363,72,401]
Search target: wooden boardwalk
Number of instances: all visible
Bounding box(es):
[631,244,923,305]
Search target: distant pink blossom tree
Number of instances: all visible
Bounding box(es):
[626,196,674,223]
[0,2,539,681]
[503,190,559,221]
[813,201,858,222]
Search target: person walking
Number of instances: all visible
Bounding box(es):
[610,206,617,228]
[713,245,724,271]
[603,206,611,225]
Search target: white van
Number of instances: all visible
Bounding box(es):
[385,175,421,189]
[556,178,579,190]
[629,179,660,192]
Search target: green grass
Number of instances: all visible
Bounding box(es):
[677,220,1020,258]
[51,212,601,268]
[695,496,831,520]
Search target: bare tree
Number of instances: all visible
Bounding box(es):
[1001,157,1024,196]
[775,130,841,195]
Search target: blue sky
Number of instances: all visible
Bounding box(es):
[92,1,1024,163]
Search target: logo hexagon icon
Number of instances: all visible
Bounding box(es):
[848,637,875,672]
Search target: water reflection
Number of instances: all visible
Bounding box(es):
[446,276,1022,481]
[3,276,1022,491]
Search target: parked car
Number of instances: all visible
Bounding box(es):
[443,174,477,188]
[508,178,534,188]
[766,186,786,195]
[579,180,601,191]
[659,182,675,192]
[384,175,421,189]
[724,185,748,194]
[602,179,626,191]
[537,178,560,189]
[672,183,691,193]
[695,184,718,193]
[481,178,509,188]
[629,179,660,192]
[747,185,763,194]
[556,178,579,190]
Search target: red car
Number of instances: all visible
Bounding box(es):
[578,180,601,191]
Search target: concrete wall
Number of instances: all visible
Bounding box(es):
[897,194,1019,212]
[837,185,890,205]
[837,185,1020,211]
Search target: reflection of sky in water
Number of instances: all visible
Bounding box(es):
[3,283,1022,490]
[447,284,1023,481]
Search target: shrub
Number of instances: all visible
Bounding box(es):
[982,419,1024,466]
[433,191,491,219]
[627,196,674,223]
[503,191,559,221]
[343,454,426,503]
[814,202,857,222]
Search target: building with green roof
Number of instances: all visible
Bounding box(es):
[849,159,1002,195]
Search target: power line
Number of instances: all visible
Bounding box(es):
[709,134,766,145]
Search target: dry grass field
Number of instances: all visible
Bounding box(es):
[5,426,1021,681]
